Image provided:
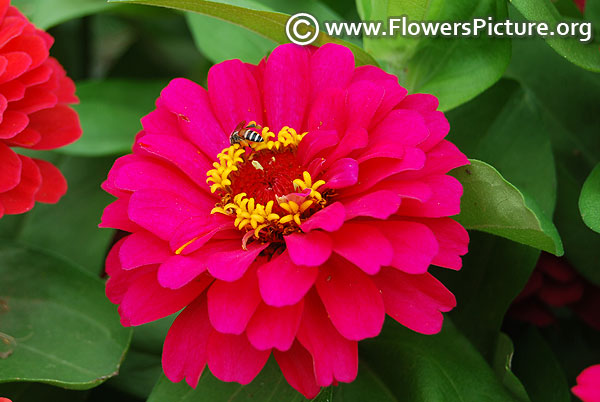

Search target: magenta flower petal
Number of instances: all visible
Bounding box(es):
[316,258,385,340]
[207,331,270,385]
[274,341,321,398]
[257,251,318,307]
[119,231,172,270]
[208,59,263,131]
[380,221,439,274]
[162,295,211,387]
[309,43,354,101]
[206,241,269,282]
[208,269,261,334]
[297,291,358,386]
[572,364,600,402]
[341,190,401,220]
[246,301,304,351]
[264,44,310,131]
[159,78,227,159]
[136,134,213,190]
[374,267,456,335]
[119,270,210,326]
[285,231,332,267]
[331,223,393,275]
[300,202,346,233]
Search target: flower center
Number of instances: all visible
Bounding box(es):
[207,124,328,245]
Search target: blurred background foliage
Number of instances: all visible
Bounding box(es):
[0,0,599,401]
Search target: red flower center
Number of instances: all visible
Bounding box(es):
[229,149,304,206]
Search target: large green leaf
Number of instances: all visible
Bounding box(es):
[109,0,378,67]
[511,328,571,402]
[447,79,557,218]
[0,244,132,389]
[451,160,563,255]
[506,27,600,285]
[61,80,168,156]
[0,382,88,402]
[360,319,519,401]
[11,0,113,29]
[6,156,116,274]
[435,232,539,358]
[510,0,600,72]
[356,0,511,111]
[579,163,600,233]
[492,333,530,402]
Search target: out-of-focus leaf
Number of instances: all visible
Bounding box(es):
[61,80,167,156]
[436,232,539,358]
[451,160,563,255]
[185,0,345,64]
[506,27,600,285]
[0,382,88,402]
[107,349,162,399]
[108,0,378,67]
[492,333,531,402]
[0,244,132,389]
[186,10,276,64]
[512,327,571,402]
[13,156,115,274]
[356,0,511,111]
[579,163,600,233]
[360,319,519,401]
[510,0,600,72]
[11,0,115,29]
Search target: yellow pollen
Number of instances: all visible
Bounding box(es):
[206,125,327,242]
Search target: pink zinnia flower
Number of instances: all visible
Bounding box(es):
[0,0,81,219]
[574,0,585,13]
[573,365,600,402]
[101,43,469,397]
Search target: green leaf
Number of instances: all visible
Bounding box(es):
[451,160,563,255]
[11,0,113,29]
[512,328,571,402]
[0,244,132,389]
[492,333,531,402]
[510,0,600,72]
[506,30,600,284]
[435,232,539,358]
[0,382,88,402]
[447,79,557,218]
[108,0,378,67]
[5,156,116,274]
[360,319,519,401]
[357,0,511,111]
[579,163,600,233]
[60,80,167,156]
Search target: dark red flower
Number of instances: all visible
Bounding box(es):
[0,0,81,218]
[508,253,600,330]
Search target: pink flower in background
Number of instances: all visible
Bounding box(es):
[101,43,469,398]
[573,365,600,402]
[0,0,81,218]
